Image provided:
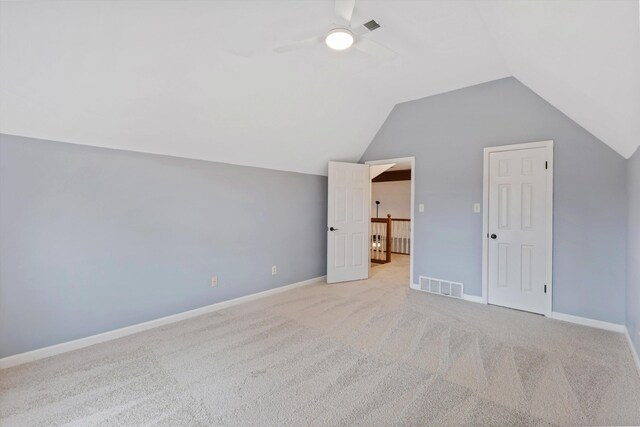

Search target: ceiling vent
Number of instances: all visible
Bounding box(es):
[363,20,380,32]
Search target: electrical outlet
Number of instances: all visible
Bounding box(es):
[473,203,481,213]
[418,203,425,213]
[271,265,277,275]
[211,276,218,287]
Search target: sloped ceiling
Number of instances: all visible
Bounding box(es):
[477,0,640,159]
[0,0,638,175]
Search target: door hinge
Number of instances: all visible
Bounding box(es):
[545,161,548,170]
[544,284,547,293]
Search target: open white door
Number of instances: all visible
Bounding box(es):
[327,161,370,284]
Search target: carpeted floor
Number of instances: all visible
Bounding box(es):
[1,254,639,426]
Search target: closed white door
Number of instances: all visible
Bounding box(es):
[327,161,370,284]
[487,147,550,314]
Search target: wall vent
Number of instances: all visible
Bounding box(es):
[418,276,463,299]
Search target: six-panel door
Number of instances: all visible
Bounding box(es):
[327,161,370,284]
[487,148,548,314]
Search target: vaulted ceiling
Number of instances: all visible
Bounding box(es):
[1,0,638,175]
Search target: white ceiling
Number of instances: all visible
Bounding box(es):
[388,161,412,171]
[1,0,638,175]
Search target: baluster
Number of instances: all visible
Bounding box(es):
[394,220,399,253]
[403,221,406,252]
[403,221,407,254]
[386,214,391,262]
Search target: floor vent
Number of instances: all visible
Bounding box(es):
[418,276,463,299]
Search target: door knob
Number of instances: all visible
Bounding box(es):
[330,227,339,231]
[490,234,497,239]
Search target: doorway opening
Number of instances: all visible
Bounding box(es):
[366,157,415,287]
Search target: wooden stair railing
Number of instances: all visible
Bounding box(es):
[371,214,392,264]
[390,218,411,255]
[371,215,411,263]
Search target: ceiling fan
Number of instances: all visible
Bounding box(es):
[273,0,397,61]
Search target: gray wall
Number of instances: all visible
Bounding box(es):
[360,77,627,324]
[627,148,640,357]
[0,134,327,358]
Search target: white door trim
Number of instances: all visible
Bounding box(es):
[365,157,415,287]
[482,141,554,317]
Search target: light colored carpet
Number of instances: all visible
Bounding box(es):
[1,254,639,426]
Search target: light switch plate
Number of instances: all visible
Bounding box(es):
[473,203,481,213]
[272,265,277,275]
[418,203,425,213]
[211,276,218,287]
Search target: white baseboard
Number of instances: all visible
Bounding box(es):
[625,327,640,377]
[412,286,636,375]
[0,275,326,370]
[463,294,483,304]
[550,311,626,333]
[411,286,624,335]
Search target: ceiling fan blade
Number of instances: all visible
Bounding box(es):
[353,37,397,61]
[335,0,355,24]
[273,36,323,53]
[352,25,369,36]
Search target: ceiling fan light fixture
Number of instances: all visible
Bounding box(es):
[325,28,354,50]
